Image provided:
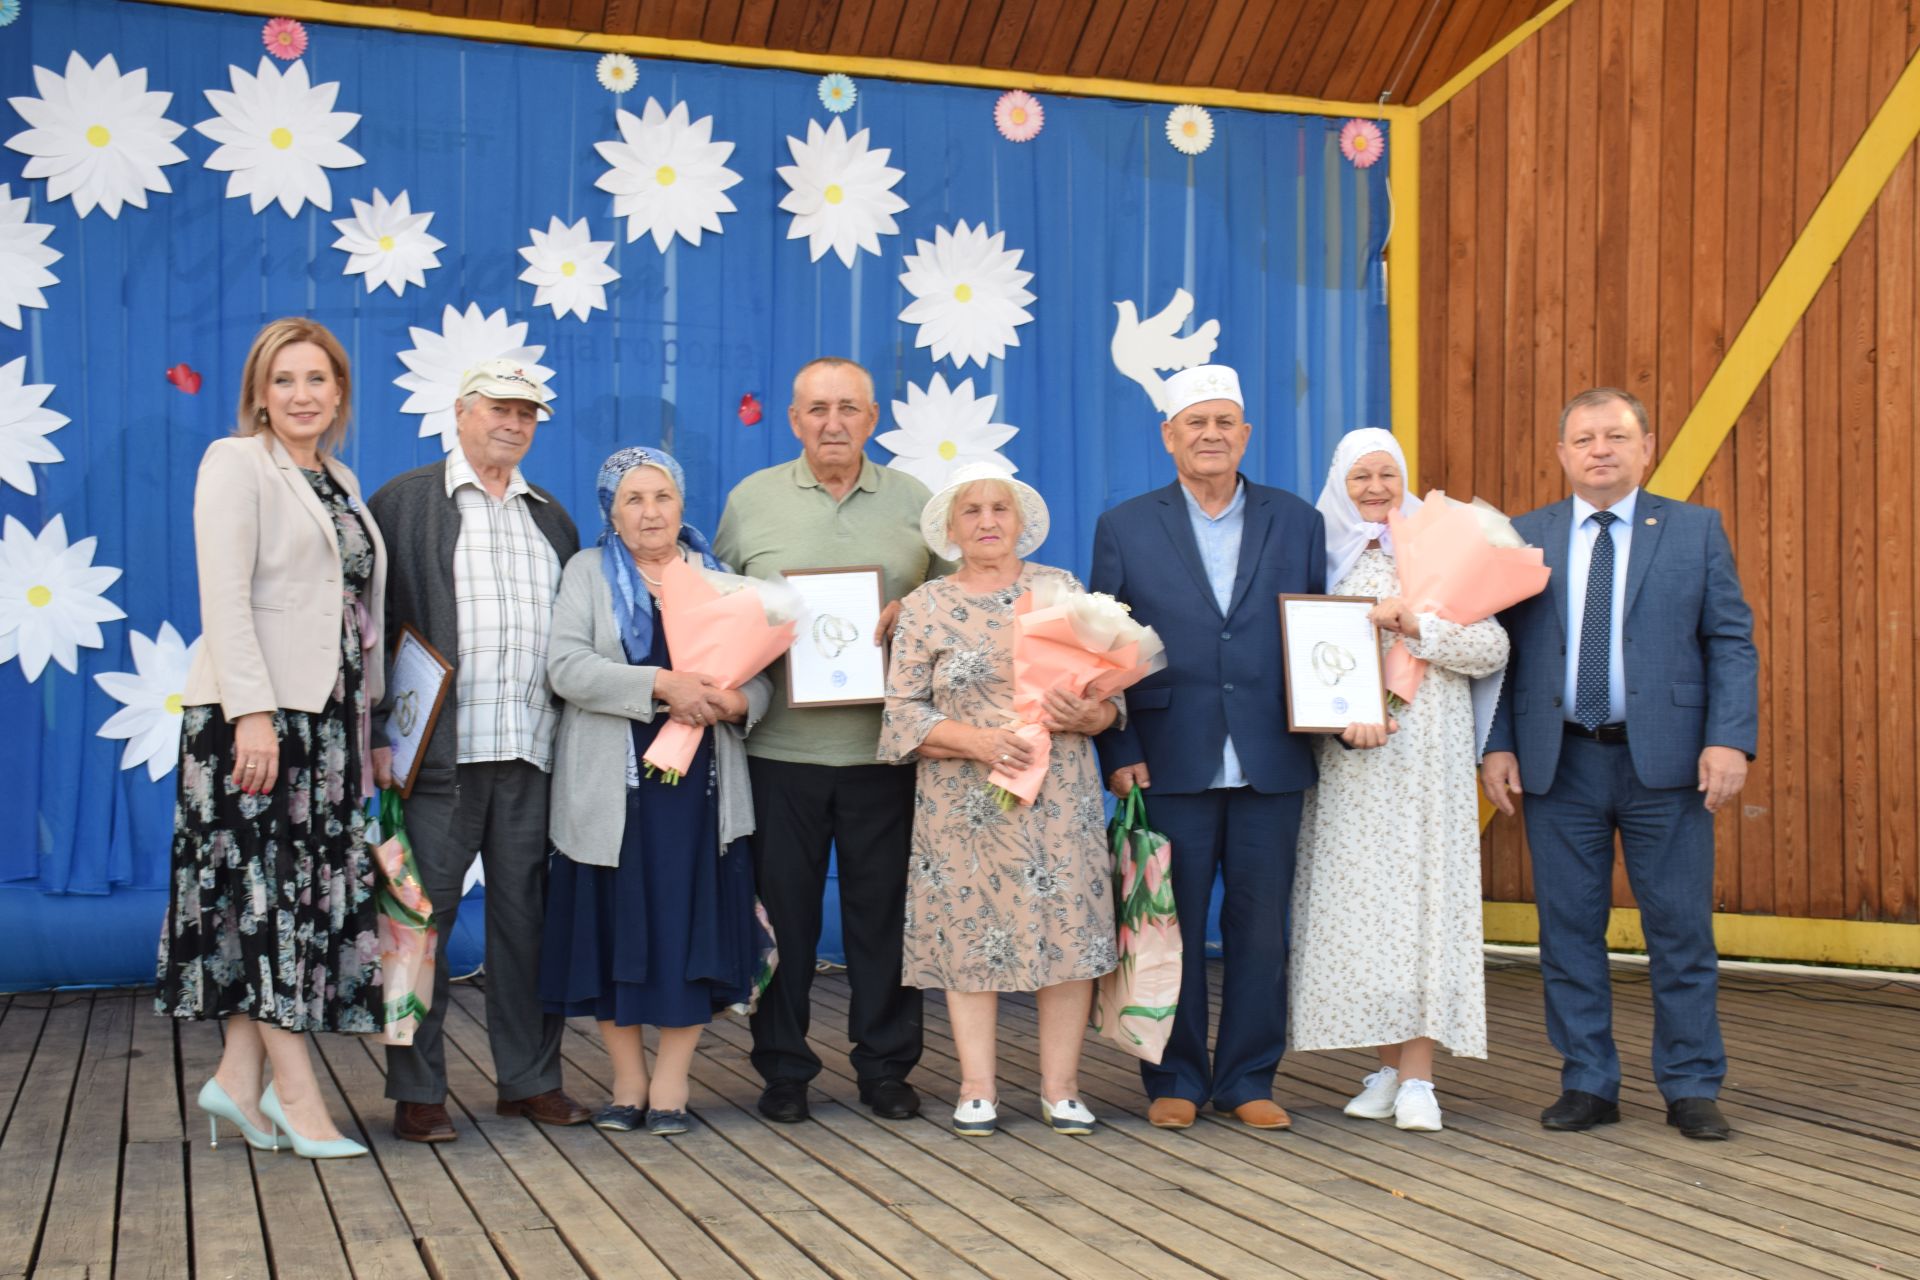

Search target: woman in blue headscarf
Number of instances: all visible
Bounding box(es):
[539,447,771,1136]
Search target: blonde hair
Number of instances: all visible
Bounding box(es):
[235,317,353,456]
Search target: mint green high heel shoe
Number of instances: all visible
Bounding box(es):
[197,1078,284,1151]
[258,1083,368,1159]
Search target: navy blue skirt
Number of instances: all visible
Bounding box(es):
[540,699,760,1028]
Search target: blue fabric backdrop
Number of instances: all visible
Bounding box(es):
[0,0,1389,987]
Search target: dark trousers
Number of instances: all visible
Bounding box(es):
[1524,734,1725,1103]
[1143,787,1302,1109]
[747,758,922,1087]
[385,760,565,1104]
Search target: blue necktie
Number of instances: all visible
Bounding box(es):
[1575,511,1619,730]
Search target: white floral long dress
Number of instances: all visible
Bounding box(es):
[879,564,1118,993]
[1288,546,1510,1058]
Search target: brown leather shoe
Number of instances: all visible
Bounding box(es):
[1231,1099,1292,1130]
[496,1088,592,1125]
[394,1101,457,1143]
[1148,1098,1198,1129]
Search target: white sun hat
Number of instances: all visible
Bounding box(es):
[1162,363,1243,419]
[919,461,1050,561]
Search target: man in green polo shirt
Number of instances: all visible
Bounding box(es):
[715,356,946,1125]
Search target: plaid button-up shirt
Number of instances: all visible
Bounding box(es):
[445,450,564,770]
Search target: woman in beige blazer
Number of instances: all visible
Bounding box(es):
[155,318,388,1160]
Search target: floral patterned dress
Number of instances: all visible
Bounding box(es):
[879,564,1118,993]
[155,466,382,1033]
[1287,547,1510,1058]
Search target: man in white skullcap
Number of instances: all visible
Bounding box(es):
[1090,364,1327,1132]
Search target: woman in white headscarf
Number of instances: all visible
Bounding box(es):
[1288,428,1510,1132]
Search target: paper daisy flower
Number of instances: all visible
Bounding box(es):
[518,216,619,322]
[897,220,1035,369]
[195,57,364,218]
[0,356,67,495]
[994,91,1043,142]
[777,117,907,268]
[1339,118,1385,168]
[0,183,60,331]
[597,53,637,94]
[1166,104,1214,156]
[262,17,308,61]
[818,74,856,113]
[395,303,554,453]
[3,52,189,219]
[877,374,1019,492]
[331,188,444,296]
[0,514,125,681]
[0,1,21,28]
[94,622,200,780]
[594,97,741,252]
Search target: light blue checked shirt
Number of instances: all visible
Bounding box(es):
[1180,478,1248,789]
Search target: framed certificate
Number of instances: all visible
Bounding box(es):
[784,565,888,708]
[385,624,454,796]
[1278,594,1389,732]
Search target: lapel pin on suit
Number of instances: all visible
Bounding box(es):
[1645,517,1657,525]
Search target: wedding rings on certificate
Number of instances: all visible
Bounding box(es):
[812,613,859,660]
[1311,640,1358,687]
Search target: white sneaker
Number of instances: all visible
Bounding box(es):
[1343,1067,1400,1119]
[1040,1097,1097,1135]
[1394,1079,1443,1131]
[952,1098,998,1137]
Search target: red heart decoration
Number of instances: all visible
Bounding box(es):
[165,363,203,395]
[738,393,763,426]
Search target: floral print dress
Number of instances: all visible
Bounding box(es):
[879,564,1118,993]
[1287,547,1510,1058]
[155,466,382,1033]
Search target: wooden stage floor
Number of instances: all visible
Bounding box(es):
[2,958,1917,1279]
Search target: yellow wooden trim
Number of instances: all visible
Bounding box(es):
[1414,0,1581,120]
[1483,903,1920,968]
[1388,114,1421,489]
[1649,47,1920,499]
[141,0,1408,121]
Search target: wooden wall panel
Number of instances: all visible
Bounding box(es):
[1420,0,1920,923]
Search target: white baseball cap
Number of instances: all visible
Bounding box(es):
[459,358,552,419]
[1162,364,1243,419]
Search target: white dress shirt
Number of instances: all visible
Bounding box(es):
[1562,487,1637,726]
[1180,479,1248,789]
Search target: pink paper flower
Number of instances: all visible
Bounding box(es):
[1340,118,1385,168]
[262,17,308,61]
[995,91,1043,142]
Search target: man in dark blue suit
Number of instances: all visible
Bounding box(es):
[1482,388,1757,1140]
[1091,364,1325,1131]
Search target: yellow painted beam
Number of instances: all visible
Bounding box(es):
[141,0,1407,121]
[1414,0,1580,119]
[1483,903,1920,969]
[1649,46,1920,499]
[1388,113,1421,490]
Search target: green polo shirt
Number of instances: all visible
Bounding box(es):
[715,454,948,766]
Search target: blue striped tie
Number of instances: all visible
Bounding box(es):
[1575,510,1619,731]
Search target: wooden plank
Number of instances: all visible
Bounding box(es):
[1231,0,1310,94]
[0,997,50,1152]
[1591,0,1631,383]
[1870,0,1918,925]
[1562,0,1600,392]
[488,1228,587,1280]
[1065,0,1134,79]
[1182,0,1253,87]
[1031,0,1100,75]
[1531,10,1569,506]
[1213,0,1288,93]
[980,0,1037,68]
[177,1018,269,1280]
[1293,0,1370,98]
[0,999,86,1277]
[1501,30,1539,512]
[116,1140,190,1280]
[1146,0,1216,84]
[916,0,978,66]
[699,0,745,43]
[1417,95,1450,490]
[1094,0,1160,80]
[124,1000,181,1146]
[1262,0,1342,96]
[420,1234,512,1280]
[1322,0,1415,101]
[1130,0,1196,83]
[35,994,131,1276]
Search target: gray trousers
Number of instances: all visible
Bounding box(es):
[384,759,565,1104]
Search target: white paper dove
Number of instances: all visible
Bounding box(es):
[1110,288,1221,414]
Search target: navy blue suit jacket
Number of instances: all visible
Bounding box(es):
[1091,478,1326,795]
[1484,491,1758,793]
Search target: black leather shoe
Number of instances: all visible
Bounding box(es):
[1667,1097,1731,1140]
[859,1077,921,1120]
[757,1081,810,1124]
[1540,1089,1621,1131]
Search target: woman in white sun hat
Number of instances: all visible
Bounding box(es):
[878,462,1120,1138]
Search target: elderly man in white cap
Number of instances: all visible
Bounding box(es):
[368,358,592,1142]
[1090,363,1327,1132]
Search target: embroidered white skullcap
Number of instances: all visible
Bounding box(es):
[1162,364,1243,419]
